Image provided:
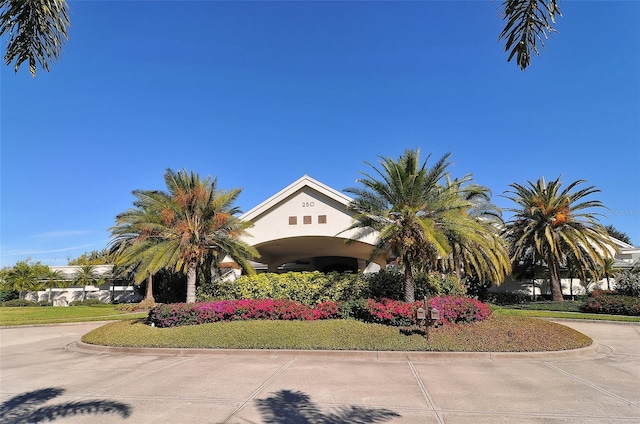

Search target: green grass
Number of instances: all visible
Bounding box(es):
[82,316,592,352]
[491,306,640,322]
[0,305,147,326]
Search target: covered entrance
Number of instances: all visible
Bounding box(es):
[240,176,384,274]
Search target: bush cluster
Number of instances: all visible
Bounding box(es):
[337,296,490,327]
[614,270,640,297]
[1,299,49,307]
[430,296,491,325]
[484,291,530,305]
[204,270,468,305]
[147,299,340,328]
[209,272,367,306]
[580,291,640,316]
[147,295,492,328]
[342,298,417,327]
[69,299,105,306]
[0,290,19,303]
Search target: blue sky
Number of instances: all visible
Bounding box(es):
[1,1,639,267]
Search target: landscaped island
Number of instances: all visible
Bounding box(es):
[81,297,593,352]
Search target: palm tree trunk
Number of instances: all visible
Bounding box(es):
[569,276,574,301]
[606,274,611,291]
[145,272,154,301]
[186,265,197,303]
[547,256,564,302]
[403,255,415,303]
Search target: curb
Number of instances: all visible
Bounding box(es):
[69,340,601,363]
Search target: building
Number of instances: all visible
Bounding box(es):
[25,175,639,303]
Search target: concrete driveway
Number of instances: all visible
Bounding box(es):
[1,320,638,423]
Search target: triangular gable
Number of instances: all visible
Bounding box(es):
[241,175,353,222]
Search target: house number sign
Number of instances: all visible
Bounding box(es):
[302,201,315,207]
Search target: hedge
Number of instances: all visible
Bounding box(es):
[148,296,492,328]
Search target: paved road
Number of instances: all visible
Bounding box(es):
[1,320,638,423]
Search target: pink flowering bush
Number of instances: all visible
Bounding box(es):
[429,296,491,325]
[147,299,340,328]
[580,291,640,316]
[345,297,491,327]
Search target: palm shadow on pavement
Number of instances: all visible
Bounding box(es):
[255,389,400,424]
[0,387,131,423]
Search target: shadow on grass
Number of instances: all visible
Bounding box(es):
[399,327,426,337]
[0,387,131,423]
[255,389,400,423]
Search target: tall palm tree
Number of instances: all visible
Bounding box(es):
[599,257,617,291]
[344,148,508,302]
[0,0,70,77]
[503,176,615,301]
[74,264,99,301]
[1,259,49,299]
[110,168,259,303]
[43,268,63,305]
[437,176,511,284]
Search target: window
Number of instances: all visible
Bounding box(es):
[318,215,327,224]
[303,215,312,224]
[289,216,297,225]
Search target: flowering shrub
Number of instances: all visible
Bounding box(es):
[430,296,491,325]
[580,292,640,316]
[147,299,340,328]
[343,296,491,327]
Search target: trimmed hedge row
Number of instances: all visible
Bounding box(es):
[581,292,640,316]
[148,299,340,328]
[202,270,468,305]
[147,296,491,328]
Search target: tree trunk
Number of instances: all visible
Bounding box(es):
[186,265,197,303]
[547,255,564,302]
[145,272,154,301]
[403,255,415,303]
[606,274,610,291]
[569,277,574,301]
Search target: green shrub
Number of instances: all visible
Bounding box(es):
[428,272,467,297]
[364,270,464,301]
[614,270,640,297]
[69,298,105,306]
[364,270,404,300]
[485,291,530,306]
[2,299,38,307]
[213,272,367,305]
[581,292,640,316]
[464,278,493,301]
[0,290,19,302]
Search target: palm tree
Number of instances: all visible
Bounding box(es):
[437,176,511,284]
[503,176,615,301]
[73,264,99,301]
[499,0,561,70]
[1,0,557,75]
[1,259,49,299]
[110,168,259,303]
[43,268,64,305]
[344,148,509,302]
[0,0,71,77]
[599,257,617,291]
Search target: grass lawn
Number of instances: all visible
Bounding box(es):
[82,316,593,352]
[492,306,640,322]
[0,305,147,326]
